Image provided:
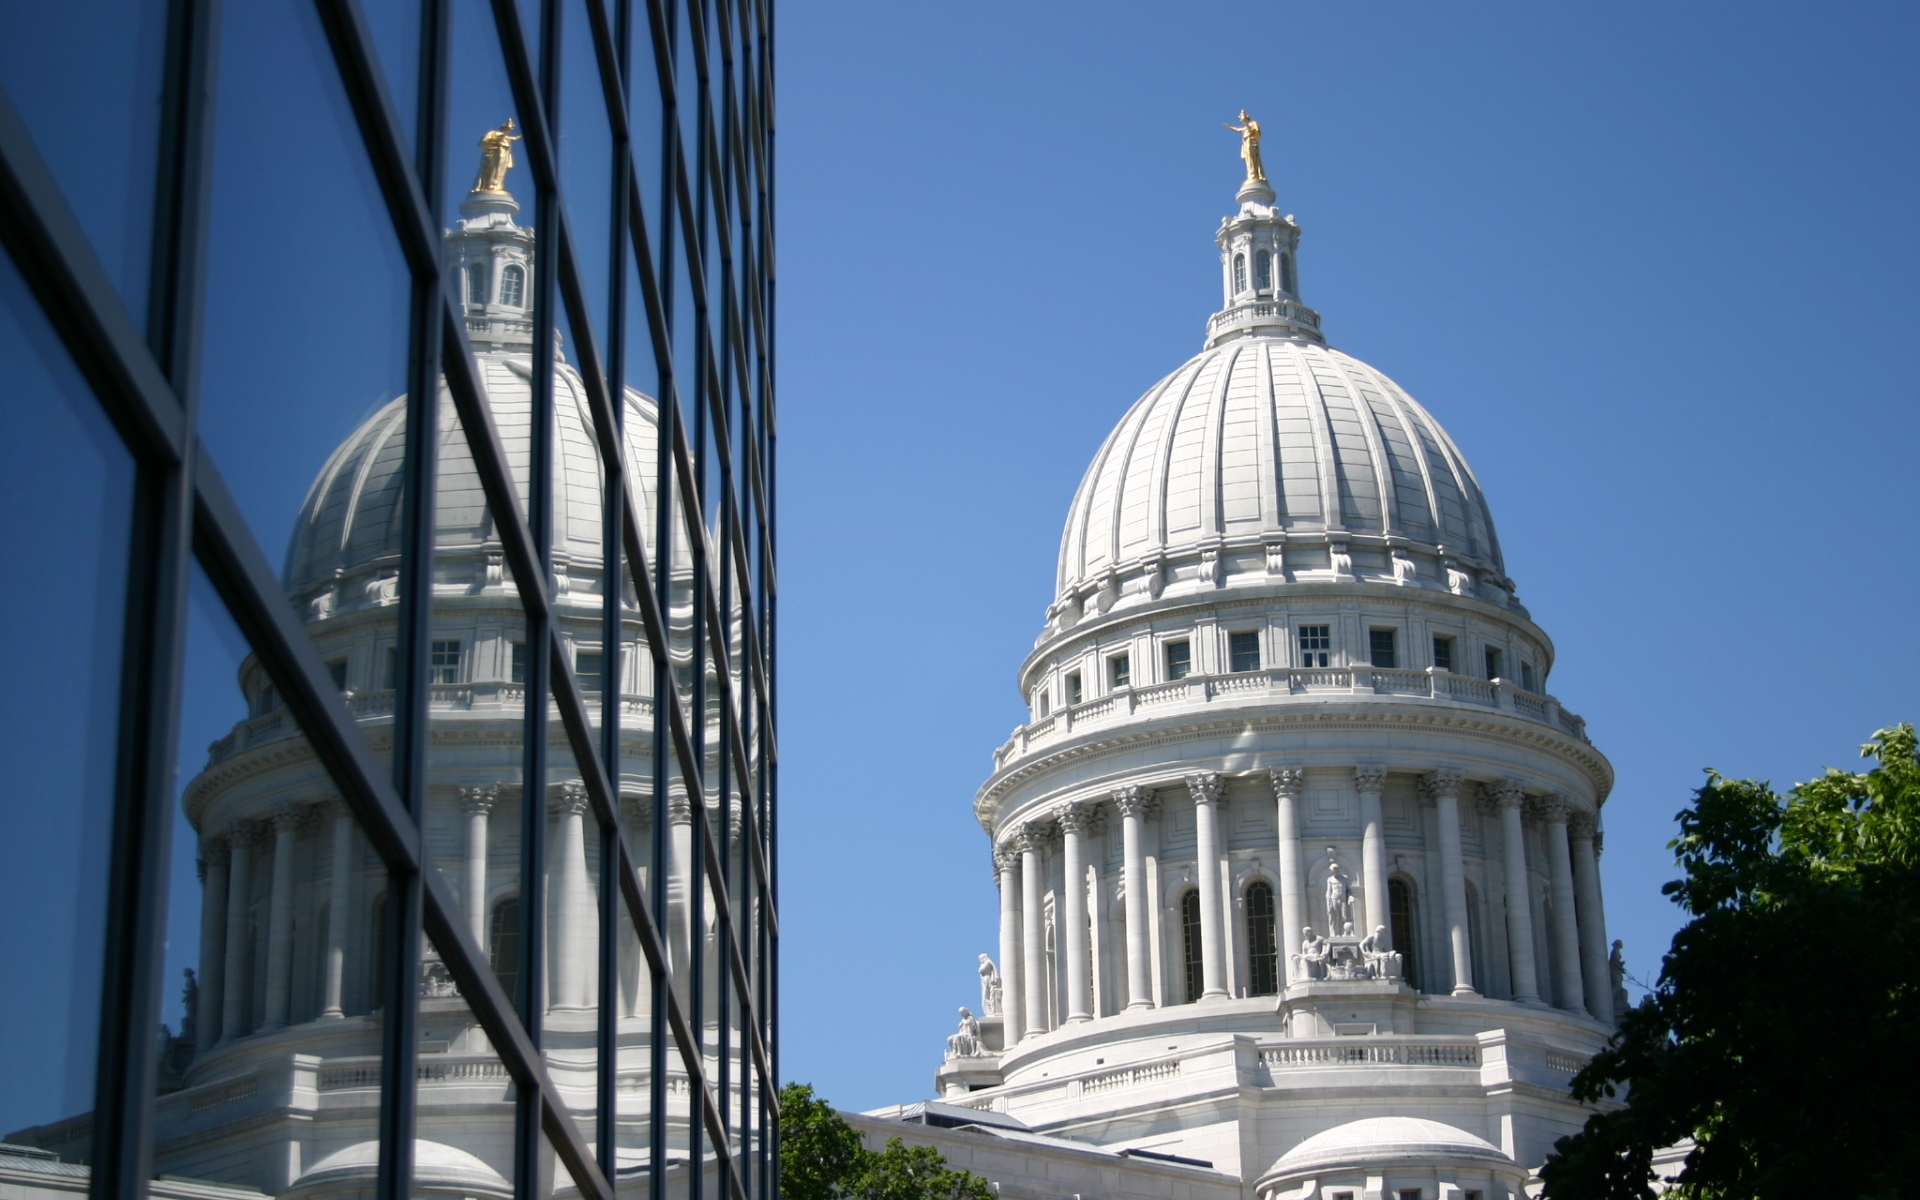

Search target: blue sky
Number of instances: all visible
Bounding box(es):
[773,0,1920,1110]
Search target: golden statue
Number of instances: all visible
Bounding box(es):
[474,119,522,193]
[1224,110,1266,184]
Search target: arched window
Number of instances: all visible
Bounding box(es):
[1389,877,1418,991]
[1181,889,1204,1003]
[1255,248,1272,291]
[1232,252,1247,294]
[490,895,522,1003]
[1280,252,1296,295]
[1246,880,1278,996]
[467,262,489,306]
[499,263,526,308]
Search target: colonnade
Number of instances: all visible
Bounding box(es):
[192,781,712,1048]
[990,767,1612,1044]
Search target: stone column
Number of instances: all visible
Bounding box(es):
[620,794,651,1018]
[196,838,231,1046]
[668,790,695,981]
[1059,804,1093,1023]
[1113,786,1154,1010]
[1493,781,1541,1004]
[995,846,1023,1042]
[262,809,301,1029]
[219,826,255,1041]
[1423,771,1476,996]
[1354,767,1391,947]
[549,782,598,1010]
[1537,795,1587,1015]
[1570,811,1613,1024]
[1269,768,1307,980]
[321,803,355,1019]
[1017,827,1048,1038]
[460,785,497,948]
[1188,773,1228,1001]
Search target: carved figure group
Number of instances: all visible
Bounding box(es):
[1359,924,1403,980]
[945,1007,984,1059]
[1291,927,1329,982]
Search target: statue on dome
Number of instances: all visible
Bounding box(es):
[1324,854,1353,936]
[978,954,1002,1017]
[1224,110,1266,184]
[474,119,522,193]
[1360,925,1403,980]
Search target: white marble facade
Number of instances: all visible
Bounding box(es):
[912,173,1621,1200]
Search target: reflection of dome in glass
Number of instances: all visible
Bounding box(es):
[284,1139,513,1200]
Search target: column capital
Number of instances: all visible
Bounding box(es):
[459,783,500,815]
[1012,825,1045,856]
[1352,765,1389,794]
[549,779,590,817]
[1532,793,1573,824]
[1569,810,1599,840]
[1492,778,1530,810]
[993,846,1020,876]
[270,807,305,834]
[1186,771,1223,805]
[1111,785,1156,820]
[620,791,652,825]
[1420,769,1466,803]
[1269,766,1306,801]
[666,790,694,825]
[1474,784,1505,819]
[1057,802,1096,835]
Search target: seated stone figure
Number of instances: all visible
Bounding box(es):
[1290,927,1330,982]
[1359,924,1403,980]
[945,1007,983,1059]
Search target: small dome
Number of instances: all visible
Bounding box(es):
[287,1139,511,1199]
[1056,338,1503,604]
[282,350,663,599]
[1260,1116,1512,1181]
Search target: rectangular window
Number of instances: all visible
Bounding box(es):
[575,650,603,695]
[1398,1191,1423,1200]
[1037,689,1051,718]
[1369,628,1398,669]
[1109,653,1130,688]
[255,683,276,716]
[1298,624,1331,668]
[1485,646,1504,681]
[1521,661,1538,692]
[1228,630,1261,673]
[327,659,348,690]
[1066,672,1082,706]
[510,640,526,685]
[1432,635,1454,673]
[430,639,462,685]
[1164,640,1191,680]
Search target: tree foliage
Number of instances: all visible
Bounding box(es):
[1541,725,1920,1200]
[779,1084,995,1200]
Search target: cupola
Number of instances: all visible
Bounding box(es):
[1207,129,1323,348]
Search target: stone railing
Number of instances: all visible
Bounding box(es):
[317,1055,511,1091]
[997,668,1587,766]
[211,689,655,764]
[1260,1037,1480,1070]
[1206,300,1322,336]
[1080,1057,1182,1095]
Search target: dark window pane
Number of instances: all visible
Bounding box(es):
[1181,890,1203,1003]
[1485,647,1503,680]
[1370,629,1397,669]
[1109,653,1130,688]
[1390,878,1419,992]
[1066,672,1081,706]
[1165,640,1191,681]
[1247,882,1277,996]
[1432,636,1453,673]
[0,246,135,1140]
[1298,624,1331,668]
[1229,631,1261,673]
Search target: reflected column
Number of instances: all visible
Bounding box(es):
[995,846,1023,1043]
[196,837,231,1046]
[460,785,497,949]
[262,808,302,1029]
[219,824,255,1041]
[1269,768,1306,981]
[1188,772,1228,1001]
[1537,795,1588,1015]
[549,781,597,1010]
[1113,787,1154,1010]
[320,802,355,1019]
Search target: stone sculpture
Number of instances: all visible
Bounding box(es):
[1324,854,1353,936]
[1360,925,1403,980]
[945,1007,983,1059]
[474,120,522,193]
[978,954,1002,1017]
[1223,110,1266,183]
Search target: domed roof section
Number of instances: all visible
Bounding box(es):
[290,1138,511,1198]
[283,348,664,597]
[1261,1116,1511,1178]
[1057,337,1503,601]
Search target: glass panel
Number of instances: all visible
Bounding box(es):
[628,0,667,277]
[358,0,422,155]
[559,0,615,358]
[0,243,135,1150]
[447,0,527,225]
[613,892,655,1184]
[412,939,511,1192]
[198,0,411,632]
[543,736,601,1145]
[0,0,168,318]
[151,568,390,1192]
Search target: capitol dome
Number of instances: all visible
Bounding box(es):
[1255,1117,1527,1200]
[1055,338,1505,605]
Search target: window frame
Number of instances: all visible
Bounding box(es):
[1108,652,1131,690]
[1297,623,1332,669]
[1368,627,1398,670]
[1228,629,1261,674]
[1164,638,1192,681]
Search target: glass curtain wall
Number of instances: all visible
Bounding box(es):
[0,3,776,1200]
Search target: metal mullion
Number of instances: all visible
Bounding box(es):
[309,0,443,280]
[83,0,222,1185]
[0,91,187,463]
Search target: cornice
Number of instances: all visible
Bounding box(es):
[974,702,1611,831]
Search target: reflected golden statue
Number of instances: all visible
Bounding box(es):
[474,119,522,193]
[1224,110,1266,184]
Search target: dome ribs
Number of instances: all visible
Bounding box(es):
[1268,342,1322,527]
[1113,360,1192,564]
[1281,340,1350,536]
[1252,341,1284,532]
[1163,349,1231,541]
[1325,351,1407,539]
[1215,344,1264,535]
[1367,366,1449,550]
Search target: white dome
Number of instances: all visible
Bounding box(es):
[1261,1116,1512,1178]
[283,350,662,598]
[1056,337,1504,604]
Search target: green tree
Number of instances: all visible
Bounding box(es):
[778,1083,995,1200]
[1541,724,1920,1200]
